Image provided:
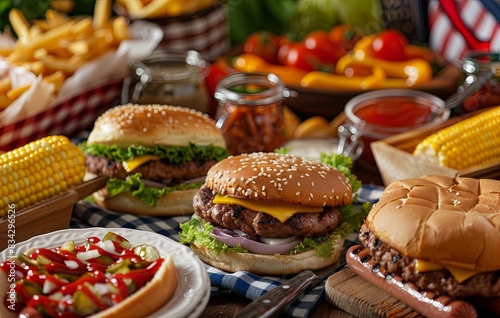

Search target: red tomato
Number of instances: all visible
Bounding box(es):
[278,42,319,72]
[370,29,408,61]
[303,30,345,65]
[243,31,282,64]
[328,24,361,53]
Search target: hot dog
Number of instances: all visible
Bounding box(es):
[0,231,177,318]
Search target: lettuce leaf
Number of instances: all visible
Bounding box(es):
[80,142,229,164]
[106,173,203,207]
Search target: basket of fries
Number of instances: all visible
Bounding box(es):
[0,4,163,151]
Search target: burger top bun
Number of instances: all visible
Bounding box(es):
[87,104,226,148]
[205,152,353,207]
[366,175,500,272]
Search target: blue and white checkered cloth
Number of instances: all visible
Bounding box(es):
[70,185,383,318]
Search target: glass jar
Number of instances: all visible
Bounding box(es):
[344,89,449,171]
[214,73,293,155]
[124,50,209,113]
[459,51,500,113]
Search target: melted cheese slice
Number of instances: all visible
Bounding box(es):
[416,259,482,283]
[122,155,161,172]
[213,194,323,223]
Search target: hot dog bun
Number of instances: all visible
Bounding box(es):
[0,255,177,318]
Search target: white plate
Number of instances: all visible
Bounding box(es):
[1,227,210,318]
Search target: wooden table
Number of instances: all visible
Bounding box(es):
[200,165,384,318]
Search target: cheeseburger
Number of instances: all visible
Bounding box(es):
[351,175,500,314]
[180,152,368,275]
[82,104,229,216]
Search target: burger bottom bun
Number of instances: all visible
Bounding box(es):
[0,255,177,318]
[93,188,199,216]
[190,234,345,275]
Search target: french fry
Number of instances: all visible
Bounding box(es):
[50,0,75,13]
[6,84,31,100]
[45,9,72,28]
[112,16,131,43]
[21,19,77,51]
[21,61,45,75]
[8,9,31,43]
[43,71,66,93]
[0,78,11,95]
[37,55,83,76]
[93,0,112,29]
[0,96,11,110]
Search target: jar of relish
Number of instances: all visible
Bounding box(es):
[214,73,294,155]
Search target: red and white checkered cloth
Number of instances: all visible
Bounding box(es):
[0,81,122,152]
[152,1,230,61]
[429,0,500,64]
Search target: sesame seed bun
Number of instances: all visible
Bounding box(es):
[205,152,353,207]
[365,175,500,272]
[87,104,226,148]
[93,188,199,216]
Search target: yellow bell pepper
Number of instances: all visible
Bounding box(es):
[337,54,432,87]
[233,53,307,87]
[300,65,386,90]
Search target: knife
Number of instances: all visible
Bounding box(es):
[235,238,358,318]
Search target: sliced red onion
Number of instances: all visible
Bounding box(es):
[210,228,301,255]
[181,175,206,184]
[140,178,167,189]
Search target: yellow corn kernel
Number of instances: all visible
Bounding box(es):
[413,106,500,170]
[0,135,86,216]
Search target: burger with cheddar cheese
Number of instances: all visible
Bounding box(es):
[82,104,229,216]
[180,152,369,275]
[350,175,500,314]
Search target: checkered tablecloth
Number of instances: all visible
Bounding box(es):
[70,185,383,318]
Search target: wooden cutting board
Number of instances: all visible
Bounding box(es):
[325,268,423,318]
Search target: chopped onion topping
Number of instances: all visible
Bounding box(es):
[64,260,80,270]
[210,228,301,255]
[76,249,101,263]
[97,240,120,255]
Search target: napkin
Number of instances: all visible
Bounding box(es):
[71,185,382,318]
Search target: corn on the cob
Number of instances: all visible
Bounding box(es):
[0,135,86,216]
[413,106,500,170]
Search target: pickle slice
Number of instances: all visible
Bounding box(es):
[133,244,160,262]
[102,232,132,249]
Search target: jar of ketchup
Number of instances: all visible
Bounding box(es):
[344,89,450,171]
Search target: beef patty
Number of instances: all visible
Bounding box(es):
[86,155,217,185]
[359,223,500,298]
[193,185,342,238]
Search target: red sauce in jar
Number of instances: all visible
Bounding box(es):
[354,98,433,127]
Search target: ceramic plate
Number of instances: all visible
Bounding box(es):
[1,227,210,318]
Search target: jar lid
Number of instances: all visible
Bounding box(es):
[129,50,206,82]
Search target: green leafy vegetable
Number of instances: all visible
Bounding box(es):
[80,142,229,164]
[107,173,202,207]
